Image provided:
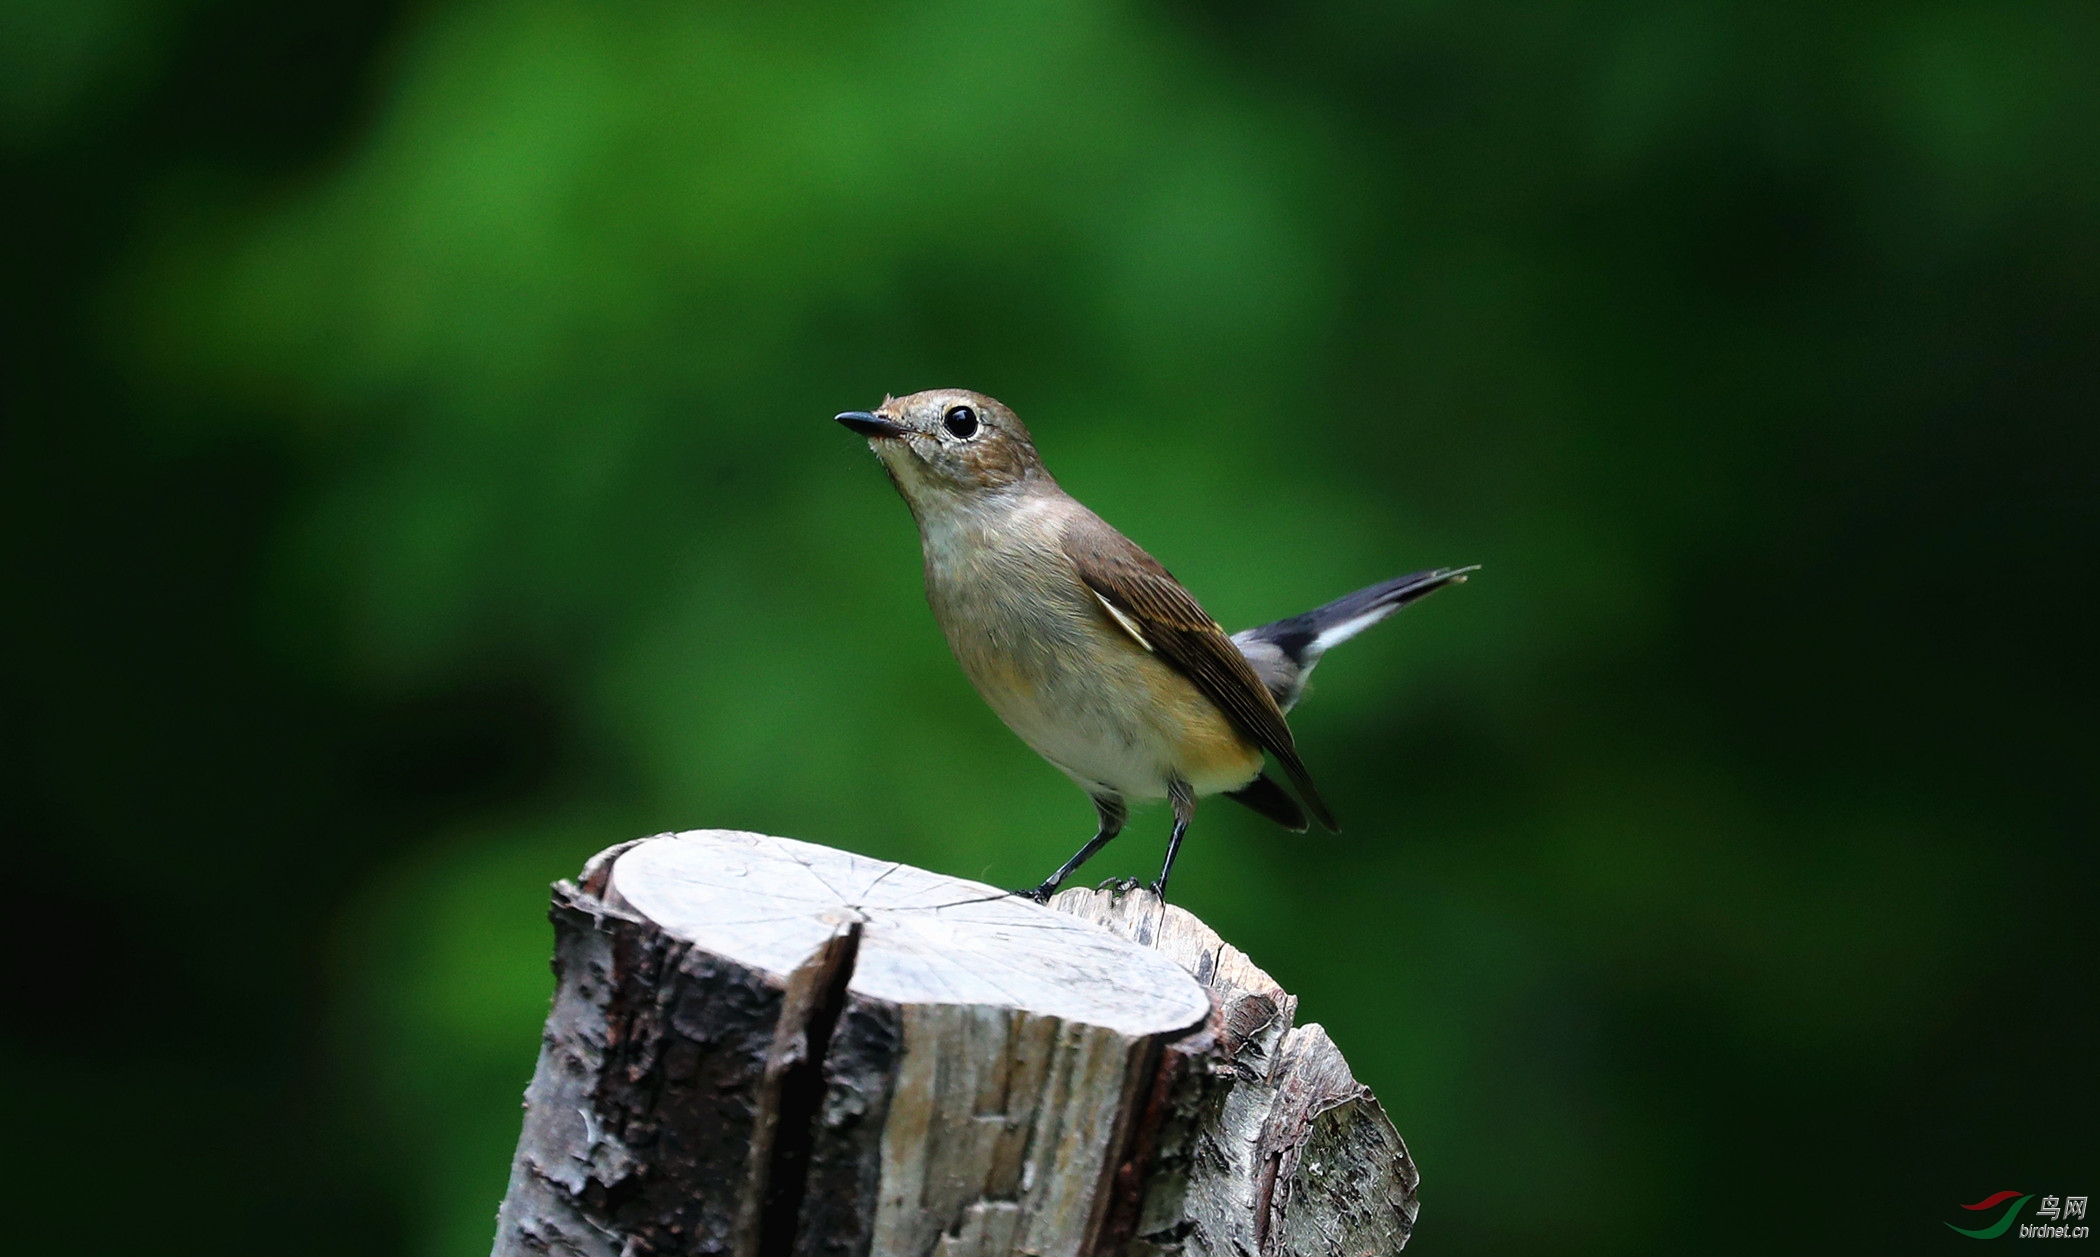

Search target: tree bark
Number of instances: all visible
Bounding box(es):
[491,831,1417,1257]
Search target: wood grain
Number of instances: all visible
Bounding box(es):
[491,832,1415,1257]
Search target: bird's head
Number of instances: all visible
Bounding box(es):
[836,389,1047,509]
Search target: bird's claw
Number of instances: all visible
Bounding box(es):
[1096,876,1144,896]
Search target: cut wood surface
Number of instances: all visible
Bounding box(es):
[612,831,1210,1036]
[491,830,1417,1257]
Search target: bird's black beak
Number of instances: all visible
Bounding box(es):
[836,411,910,439]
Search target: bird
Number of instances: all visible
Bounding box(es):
[836,388,1474,902]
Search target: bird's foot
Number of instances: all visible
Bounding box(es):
[1147,879,1169,902]
[1012,881,1059,904]
[1096,876,1143,897]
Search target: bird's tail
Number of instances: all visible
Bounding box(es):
[1232,566,1477,712]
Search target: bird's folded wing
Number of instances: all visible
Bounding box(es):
[1063,520,1339,831]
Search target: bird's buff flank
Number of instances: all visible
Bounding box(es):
[838,389,1475,901]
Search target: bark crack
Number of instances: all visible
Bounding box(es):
[756,919,864,1257]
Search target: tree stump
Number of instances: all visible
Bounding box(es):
[491,830,1418,1257]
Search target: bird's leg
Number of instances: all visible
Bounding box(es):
[1020,795,1127,903]
[1150,779,1197,901]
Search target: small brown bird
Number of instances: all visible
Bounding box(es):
[838,389,1473,901]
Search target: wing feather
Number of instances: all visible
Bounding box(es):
[1063,518,1339,831]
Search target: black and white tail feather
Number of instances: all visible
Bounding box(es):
[1221,565,1479,832]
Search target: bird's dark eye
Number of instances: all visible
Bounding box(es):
[942,406,979,439]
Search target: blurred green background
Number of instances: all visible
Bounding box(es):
[6,0,2095,1252]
